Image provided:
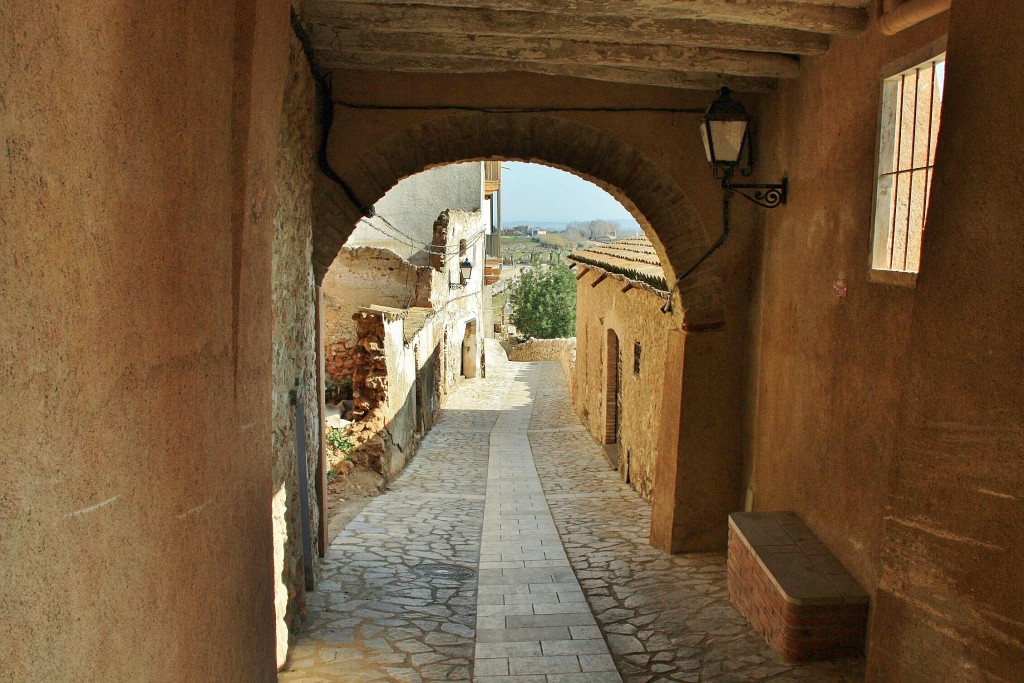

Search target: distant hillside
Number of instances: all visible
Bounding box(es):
[502,218,641,235]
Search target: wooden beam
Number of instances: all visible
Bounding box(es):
[318,53,779,92]
[304,3,832,55]
[592,272,609,287]
[576,266,590,280]
[311,29,801,79]
[304,0,869,35]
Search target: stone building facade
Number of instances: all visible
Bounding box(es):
[321,167,490,481]
[569,237,671,503]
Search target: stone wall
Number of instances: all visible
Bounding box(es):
[322,247,431,315]
[0,1,290,679]
[508,338,577,398]
[574,271,669,503]
[269,30,319,667]
[333,312,388,473]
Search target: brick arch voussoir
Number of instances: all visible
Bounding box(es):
[321,112,724,326]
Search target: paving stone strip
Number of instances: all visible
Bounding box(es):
[473,363,622,683]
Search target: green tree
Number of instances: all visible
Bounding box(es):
[509,261,577,338]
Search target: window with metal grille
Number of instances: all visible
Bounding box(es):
[871,52,945,275]
[633,341,641,376]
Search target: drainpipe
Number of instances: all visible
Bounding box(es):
[879,0,951,35]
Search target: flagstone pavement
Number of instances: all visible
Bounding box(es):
[279,341,865,683]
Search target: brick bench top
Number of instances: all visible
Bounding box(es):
[728,512,868,607]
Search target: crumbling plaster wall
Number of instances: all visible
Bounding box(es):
[423,208,488,396]
[345,163,484,264]
[270,30,320,667]
[380,314,419,477]
[0,1,290,679]
[574,271,669,502]
[751,5,1024,680]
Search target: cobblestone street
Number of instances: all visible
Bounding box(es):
[280,343,865,682]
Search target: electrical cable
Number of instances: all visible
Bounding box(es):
[661,190,732,314]
[291,9,375,218]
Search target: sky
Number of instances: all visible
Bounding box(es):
[500,162,636,225]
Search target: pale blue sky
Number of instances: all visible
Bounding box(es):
[500,162,635,225]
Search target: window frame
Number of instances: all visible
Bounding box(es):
[868,37,947,287]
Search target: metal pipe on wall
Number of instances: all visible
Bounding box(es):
[879,0,951,35]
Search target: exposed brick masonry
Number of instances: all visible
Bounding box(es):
[727,512,868,663]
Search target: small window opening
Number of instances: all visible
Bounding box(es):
[633,341,641,376]
[459,238,467,257]
[872,53,945,275]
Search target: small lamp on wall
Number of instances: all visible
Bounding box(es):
[662,88,788,314]
[700,87,787,208]
[457,258,473,286]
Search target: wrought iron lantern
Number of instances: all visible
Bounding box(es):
[700,87,752,177]
[701,87,787,208]
[459,258,473,285]
[662,87,789,314]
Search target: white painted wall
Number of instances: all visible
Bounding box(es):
[346,163,485,265]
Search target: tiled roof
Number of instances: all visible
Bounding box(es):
[568,236,667,291]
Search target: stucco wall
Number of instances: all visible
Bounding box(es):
[0,1,289,679]
[269,30,320,668]
[345,163,484,264]
[746,3,947,609]
[574,271,670,502]
[749,5,1024,680]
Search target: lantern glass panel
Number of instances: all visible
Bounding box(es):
[707,120,748,164]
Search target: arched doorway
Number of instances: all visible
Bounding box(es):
[605,329,620,446]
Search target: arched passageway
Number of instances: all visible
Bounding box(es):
[313,112,726,329]
[313,112,752,554]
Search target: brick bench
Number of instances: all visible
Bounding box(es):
[727,511,868,662]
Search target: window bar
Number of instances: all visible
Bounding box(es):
[889,73,907,270]
[902,66,921,272]
[921,61,938,237]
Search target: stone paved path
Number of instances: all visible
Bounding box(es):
[280,344,865,682]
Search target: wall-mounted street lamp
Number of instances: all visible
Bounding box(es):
[451,257,474,288]
[700,87,787,208]
[662,88,788,313]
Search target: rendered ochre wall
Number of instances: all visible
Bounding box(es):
[749,5,1024,680]
[0,1,289,680]
[574,272,669,503]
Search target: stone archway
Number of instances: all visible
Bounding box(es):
[314,111,745,553]
[312,112,724,329]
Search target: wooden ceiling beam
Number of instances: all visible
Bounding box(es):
[304,3,832,55]
[310,29,801,79]
[305,0,869,35]
[317,53,779,92]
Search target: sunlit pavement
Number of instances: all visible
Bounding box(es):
[279,341,864,682]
